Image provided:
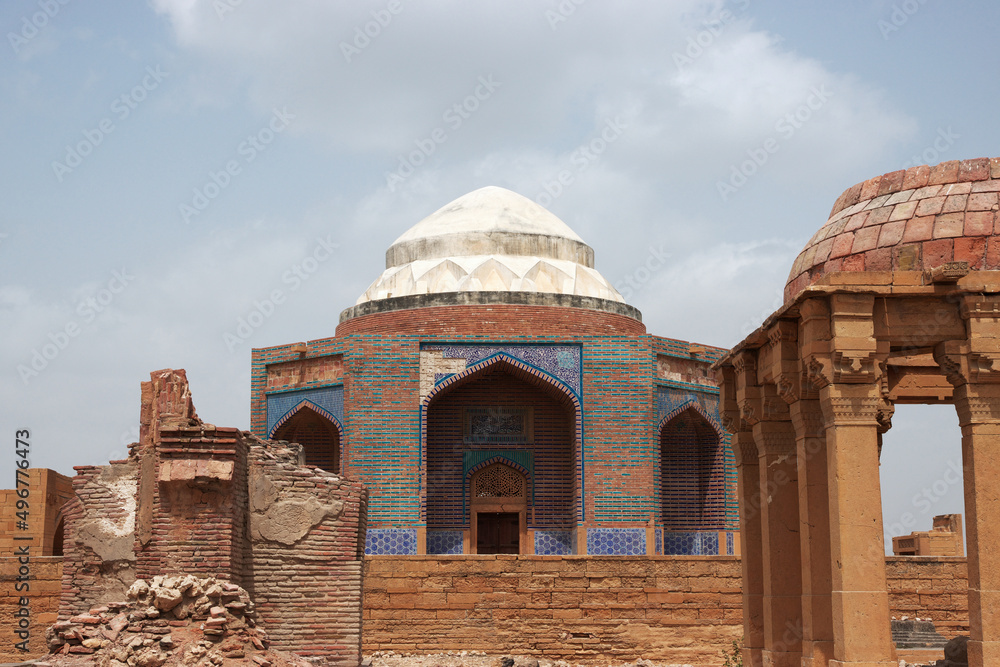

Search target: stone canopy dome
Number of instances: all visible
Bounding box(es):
[355,186,625,305]
[785,157,1000,303]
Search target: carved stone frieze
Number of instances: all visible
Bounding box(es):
[821,394,881,425]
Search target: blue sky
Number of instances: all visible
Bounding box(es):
[3,0,994,551]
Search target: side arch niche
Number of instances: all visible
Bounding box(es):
[658,404,729,530]
[271,402,342,473]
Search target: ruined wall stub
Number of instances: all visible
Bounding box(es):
[59,369,368,666]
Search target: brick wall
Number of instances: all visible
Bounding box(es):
[251,315,733,545]
[249,445,368,666]
[362,556,970,663]
[335,305,646,338]
[0,556,61,661]
[50,369,370,665]
[59,461,138,618]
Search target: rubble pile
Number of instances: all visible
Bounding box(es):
[43,575,311,666]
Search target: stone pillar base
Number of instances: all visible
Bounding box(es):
[742,648,763,667]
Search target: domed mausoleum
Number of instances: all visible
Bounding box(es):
[252,186,738,556]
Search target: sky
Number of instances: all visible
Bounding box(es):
[2,0,994,551]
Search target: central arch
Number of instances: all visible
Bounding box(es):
[421,354,582,554]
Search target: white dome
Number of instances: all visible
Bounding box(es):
[356,187,625,305]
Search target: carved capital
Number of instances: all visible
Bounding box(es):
[733,433,759,467]
[876,397,895,434]
[739,396,761,428]
[755,423,796,457]
[805,356,830,391]
[935,340,1000,386]
[831,350,881,383]
[789,398,824,440]
[952,383,1000,427]
[806,350,885,388]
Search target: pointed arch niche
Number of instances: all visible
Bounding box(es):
[421,354,582,554]
[658,403,729,531]
[271,402,343,473]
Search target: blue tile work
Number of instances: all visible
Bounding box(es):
[534,530,574,555]
[427,530,464,555]
[586,528,646,555]
[423,344,582,398]
[726,531,735,555]
[663,531,720,555]
[266,385,344,436]
[656,386,721,427]
[365,528,418,555]
[655,527,663,555]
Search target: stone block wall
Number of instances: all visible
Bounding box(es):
[0,555,62,661]
[361,555,970,664]
[887,556,969,637]
[0,468,73,557]
[362,555,745,665]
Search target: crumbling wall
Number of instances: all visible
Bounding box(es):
[249,441,368,667]
[134,369,251,584]
[52,368,368,666]
[58,461,138,618]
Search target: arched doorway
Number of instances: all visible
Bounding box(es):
[470,463,528,554]
[423,356,579,553]
[659,406,728,530]
[273,405,342,473]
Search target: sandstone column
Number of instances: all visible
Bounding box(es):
[935,295,1000,667]
[735,429,765,667]
[812,294,895,667]
[753,387,803,667]
[951,382,1000,667]
[722,363,764,667]
[790,397,833,667]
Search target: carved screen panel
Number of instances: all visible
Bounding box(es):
[464,407,533,444]
[474,464,525,498]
